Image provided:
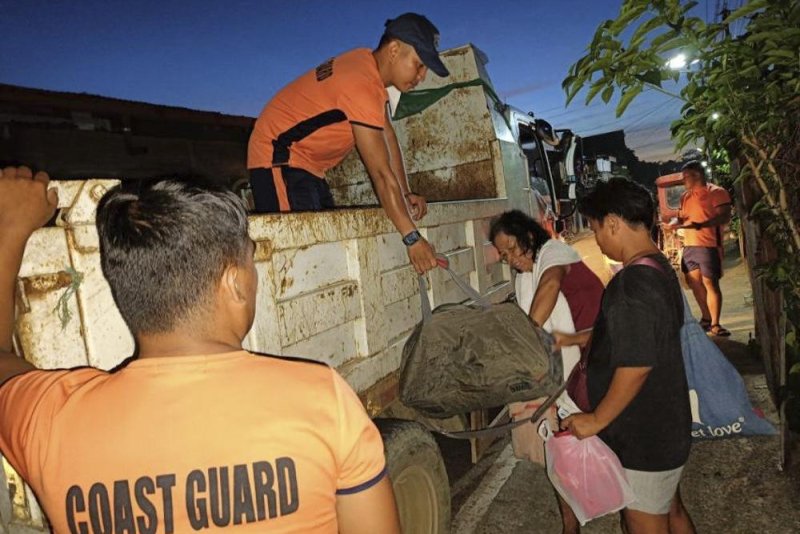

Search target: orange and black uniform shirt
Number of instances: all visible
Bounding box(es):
[248,48,389,177]
[0,351,386,533]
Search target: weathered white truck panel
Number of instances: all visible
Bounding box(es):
[327,45,529,211]
[2,44,543,532]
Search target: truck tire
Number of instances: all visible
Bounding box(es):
[375,419,450,534]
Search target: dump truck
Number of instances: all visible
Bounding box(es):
[1,44,570,534]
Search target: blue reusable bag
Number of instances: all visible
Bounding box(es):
[680,297,778,439]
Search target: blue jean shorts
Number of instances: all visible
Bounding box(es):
[681,246,721,280]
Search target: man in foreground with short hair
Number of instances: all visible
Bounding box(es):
[0,166,400,533]
[556,179,695,534]
[248,12,450,275]
[668,160,733,337]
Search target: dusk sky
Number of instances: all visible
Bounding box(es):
[2,0,704,161]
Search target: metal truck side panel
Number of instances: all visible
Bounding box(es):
[3,43,540,527]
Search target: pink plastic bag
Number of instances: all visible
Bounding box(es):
[539,421,635,525]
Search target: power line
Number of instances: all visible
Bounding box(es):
[533,101,581,115]
[541,100,607,120]
[638,149,683,162]
[618,99,681,132]
[535,87,660,121]
[533,87,655,117]
[625,101,684,135]
[626,110,684,150]
[629,135,677,151]
[627,120,676,136]
[575,98,681,137]
[553,97,671,132]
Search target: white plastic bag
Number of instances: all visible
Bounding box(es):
[540,421,635,525]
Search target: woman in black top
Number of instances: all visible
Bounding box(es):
[554,179,695,534]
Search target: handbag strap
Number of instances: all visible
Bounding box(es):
[628,255,692,321]
[432,381,568,440]
[628,255,666,272]
[418,255,491,324]
[418,275,434,323]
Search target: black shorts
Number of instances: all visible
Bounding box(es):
[249,167,335,213]
[681,246,722,280]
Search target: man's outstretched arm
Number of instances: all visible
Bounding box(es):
[352,124,437,274]
[0,167,58,385]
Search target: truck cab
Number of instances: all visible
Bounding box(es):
[505,109,583,240]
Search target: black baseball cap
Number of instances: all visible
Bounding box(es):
[384,13,449,77]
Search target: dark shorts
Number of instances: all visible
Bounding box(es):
[681,246,722,280]
[249,167,335,213]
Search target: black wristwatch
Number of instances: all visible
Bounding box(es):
[403,230,422,247]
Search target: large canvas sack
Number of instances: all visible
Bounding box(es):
[632,257,777,439]
[510,397,558,465]
[680,297,777,439]
[399,267,563,418]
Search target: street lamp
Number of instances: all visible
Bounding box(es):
[666,53,688,70]
[666,54,701,71]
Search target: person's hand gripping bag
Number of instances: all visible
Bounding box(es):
[539,420,635,525]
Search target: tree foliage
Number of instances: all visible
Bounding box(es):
[563,0,800,419]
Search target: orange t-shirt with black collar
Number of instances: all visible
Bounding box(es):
[248,48,389,177]
[0,351,386,533]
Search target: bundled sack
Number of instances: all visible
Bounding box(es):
[510,398,558,465]
[540,421,634,526]
[632,256,777,439]
[680,296,777,439]
[400,267,563,419]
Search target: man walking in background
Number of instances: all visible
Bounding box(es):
[248,13,451,275]
[669,161,733,337]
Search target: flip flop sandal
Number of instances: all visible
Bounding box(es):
[699,318,712,332]
[709,324,731,337]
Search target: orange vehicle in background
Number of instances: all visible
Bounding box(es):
[655,172,686,268]
[605,173,685,278]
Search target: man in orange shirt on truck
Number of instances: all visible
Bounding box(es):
[669,161,733,337]
[0,166,400,534]
[248,13,450,275]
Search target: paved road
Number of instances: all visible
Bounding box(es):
[445,236,800,534]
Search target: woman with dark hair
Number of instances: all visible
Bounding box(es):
[558,178,695,534]
[490,209,604,534]
[489,210,603,352]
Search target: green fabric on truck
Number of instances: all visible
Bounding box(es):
[393,78,510,130]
